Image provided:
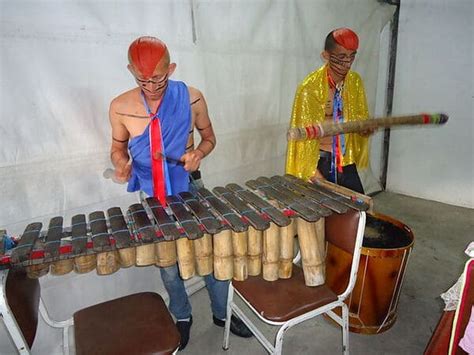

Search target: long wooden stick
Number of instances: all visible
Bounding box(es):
[287,113,448,141]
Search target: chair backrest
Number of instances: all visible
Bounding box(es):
[325,210,366,299]
[325,209,361,255]
[4,268,41,349]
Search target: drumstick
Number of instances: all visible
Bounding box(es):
[287,113,449,141]
[103,152,185,184]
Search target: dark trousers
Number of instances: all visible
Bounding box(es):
[317,151,364,194]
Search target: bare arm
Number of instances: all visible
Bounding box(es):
[181,89,216,172]
[109,100,132,182]
[193,91,216,158]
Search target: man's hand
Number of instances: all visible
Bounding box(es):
[114,160,132,183]
[309,169,326,182]
[358,127,377,137]
[180,150,204,172]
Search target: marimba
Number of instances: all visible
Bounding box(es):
[0,175,370,287]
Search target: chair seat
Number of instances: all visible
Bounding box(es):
[74,292,180,355]
[233,266,338,322]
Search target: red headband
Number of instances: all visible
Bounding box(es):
[128,36,167,78]
[333,28,359,51]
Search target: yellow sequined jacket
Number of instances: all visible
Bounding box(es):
[286,64,369,180]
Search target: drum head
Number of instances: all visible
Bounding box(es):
[363,215,412,249]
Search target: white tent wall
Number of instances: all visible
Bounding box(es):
[0,1,394,353]
[387,0,473,208]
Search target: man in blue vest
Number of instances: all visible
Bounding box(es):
[109,36,252,351]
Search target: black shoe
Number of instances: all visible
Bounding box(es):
[213,315,253,338]
[176,316,193,351]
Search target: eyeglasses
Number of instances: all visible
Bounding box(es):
[134,72,169,85]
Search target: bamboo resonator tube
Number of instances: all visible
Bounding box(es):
[287,113,449,141]
[279,220,296,279]
[296,218,326,286]
[213,229,234,281]
[247,227,263,276]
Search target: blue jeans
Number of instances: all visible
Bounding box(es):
[160,265,229,320]
[160,176,230,320]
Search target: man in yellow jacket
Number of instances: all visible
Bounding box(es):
[286,28,371,193]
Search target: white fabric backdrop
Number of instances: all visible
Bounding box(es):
[0,1,394,353]
[388,0,473,208]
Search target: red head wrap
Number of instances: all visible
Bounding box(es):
[128,36,167,78]
[332,28,359,51]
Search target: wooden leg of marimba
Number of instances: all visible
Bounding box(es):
[279,219,296,279]
[232,231,248,281]
[193,234,213,276]
[296,218,325,286]
[213,230,233,281]
[155,241,177,268]
[247,227,262,276]
[176,238,195,280]
[262,223,280,281]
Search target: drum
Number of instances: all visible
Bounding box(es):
[325,212,414,334]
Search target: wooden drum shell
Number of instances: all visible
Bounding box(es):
[325,212,414,334]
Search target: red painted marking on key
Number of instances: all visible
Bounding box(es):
[31,250,45,259]
[0,256,11,265]
[283,209,296,217]
[59,245,72,255]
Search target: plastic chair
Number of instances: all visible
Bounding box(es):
[223,209,366,355]
[0,268,180,355]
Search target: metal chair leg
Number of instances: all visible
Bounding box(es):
[275,322,291,355]
[342,303,349,355]
[223,283,234,350]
